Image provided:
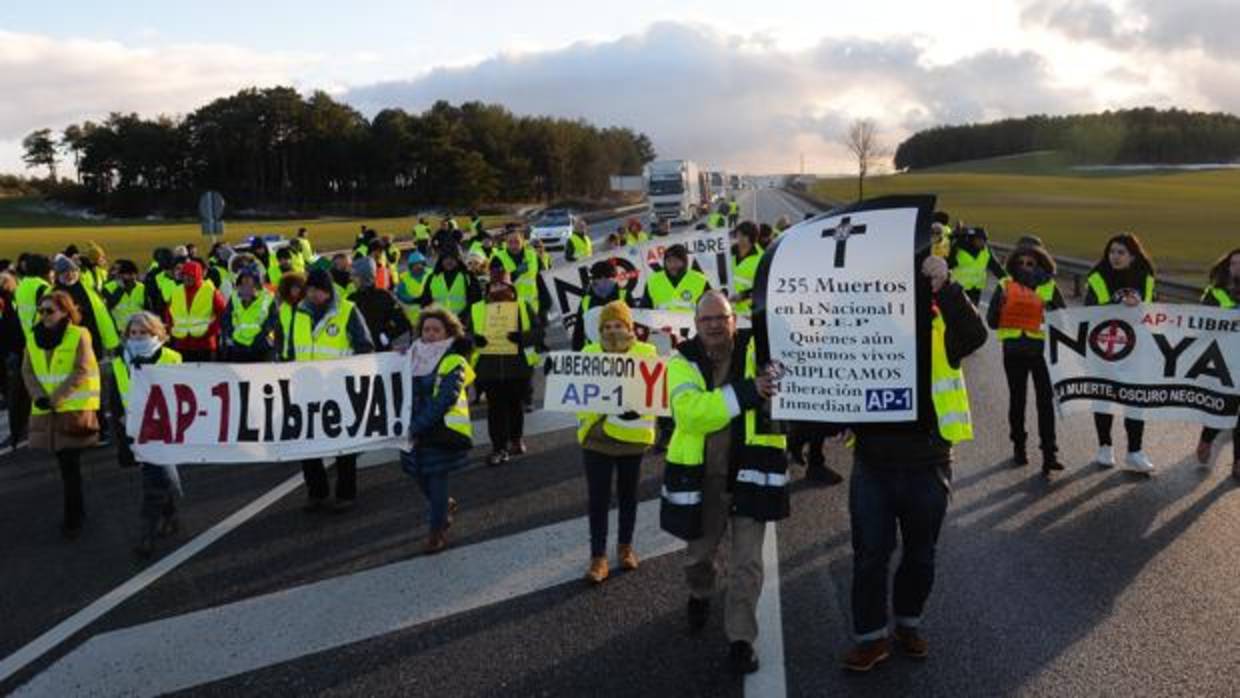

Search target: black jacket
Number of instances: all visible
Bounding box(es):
[843,281,988,471]
[350,286,412,351]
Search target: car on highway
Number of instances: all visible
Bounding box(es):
[529,209,578,250]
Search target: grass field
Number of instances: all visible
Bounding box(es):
[813,153,1240,278]
[0,198,515,263]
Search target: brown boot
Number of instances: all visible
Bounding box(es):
[842,638,891,672]
[893,625,929,659]
[424,529,449,555]
[618,544,639,571]
[586,556,609,584]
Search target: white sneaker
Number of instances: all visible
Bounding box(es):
[1094,446,1116,468]
[1125,451,1155,475]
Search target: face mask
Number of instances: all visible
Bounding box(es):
[593,279,617,297]
[127,336,162,358]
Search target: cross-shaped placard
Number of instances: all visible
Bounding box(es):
[821,216,868,268]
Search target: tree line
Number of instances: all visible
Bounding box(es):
[20,87,656,217]
[893,107,1240,170]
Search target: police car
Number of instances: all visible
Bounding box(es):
[529,209,577,251]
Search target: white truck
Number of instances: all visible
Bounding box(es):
[707,170,729,202]
[645,159,703,223]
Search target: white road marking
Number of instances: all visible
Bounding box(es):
[15,500,685,697]
[745,522,787,698]
[0,409,577,686]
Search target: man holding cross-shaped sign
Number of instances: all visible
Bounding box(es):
[754,197,988,673]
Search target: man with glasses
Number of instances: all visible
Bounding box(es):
[661,290,787,675]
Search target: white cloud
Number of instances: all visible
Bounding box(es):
[0,29,309,172]
[344,22,1086,173]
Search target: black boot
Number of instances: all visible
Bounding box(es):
[728,641,759,675]
[1012,444,1028,466]
[1041,450,1064,475]
[805,464,844,486]
[687,596,710,632]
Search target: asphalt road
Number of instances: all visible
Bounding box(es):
[3,188,1238,697]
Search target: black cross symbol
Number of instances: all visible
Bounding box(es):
[821,217,868,268]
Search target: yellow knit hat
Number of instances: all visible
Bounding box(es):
[598,300,633,333]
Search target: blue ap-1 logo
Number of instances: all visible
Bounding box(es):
[865,388,912,412]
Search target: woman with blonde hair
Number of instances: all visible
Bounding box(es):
[401,305,474,554]
[23,290,101,538]
[110,311,184,556]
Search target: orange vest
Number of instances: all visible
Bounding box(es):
[998,281,1045,333]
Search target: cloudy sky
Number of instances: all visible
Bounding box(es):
[1,0,1235,175]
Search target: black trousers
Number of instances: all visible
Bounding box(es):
[5,354,29,443]
[1202,426,1240,463]
[583,450,642,557]
[483,379,527,450]
[1002,350,1057,455]
[1095,414,1144,452]
[57,448,85,528]
[789,423,831,469]
[302,454,358,502]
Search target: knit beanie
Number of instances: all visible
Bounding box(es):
[352,256,377,285]
[307,268,334,294]
[598,300,633,334]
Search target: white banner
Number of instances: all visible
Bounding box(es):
[542,229,734,325]
[542,350,671,416]
[1046,304,1240,428]
[758,197,933,422]
[127,354,413,465]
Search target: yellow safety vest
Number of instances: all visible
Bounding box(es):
[1204,285,1237,309]
[732,250,762,315]
[230,292,274,347]
[728,201,739,215]
[112,347,182,409]
[291,299,356,361]
[78,284,119,352]
[15,276,51,341]
[707,212,727,229]
[398,271,428,325]
[576,341,658,446]
[568,233,593,259]
[951,247,992,291]
[155,272,178,303]
[81,267,105,294]
[278,303,295,359]
[109,283,146,334]
[662,337,786,536]
[1087,271,1155,304]
[169,281,217,339]
[929,314,973,443]
[429,272,468,316]
[294,237,314,262]
[646,270,708,313]
[995,278,1057,341]
[413,224,431,241]
[435,352,475,441]
[492,247,541,312]
[469,300,539,367]
[28,325,100,415]
[625,231,649,245]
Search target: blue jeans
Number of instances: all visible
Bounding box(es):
[416,472,449,530]
[849,459,949,640]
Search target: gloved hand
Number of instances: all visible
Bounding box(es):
[473,334,488,348]
[34,397,51,411]
[506,331,522,343]
[619,410,641,421]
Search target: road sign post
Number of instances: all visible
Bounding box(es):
[198,191,226,241]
